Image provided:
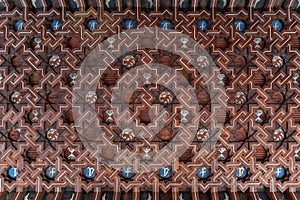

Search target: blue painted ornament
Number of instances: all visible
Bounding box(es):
[197,19,209,31]
[159,166,172,179]
[160,19,172,30]
[50,19,62,31]
[235,166,248,179]
[83,167,96,179]
[45,167,57,179]
[7,167,18,179]
[123,19,136,30]
[272,19,284,31]
[274,166,286,179]
[14,20,25,31]
[121,167,135,179]
[197,167,210,179]
[87,19,99,31]
[234,19,246,31]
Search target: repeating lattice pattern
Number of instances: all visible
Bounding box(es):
[0,0,299,199]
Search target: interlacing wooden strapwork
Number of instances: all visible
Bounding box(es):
[0,0,299,199]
